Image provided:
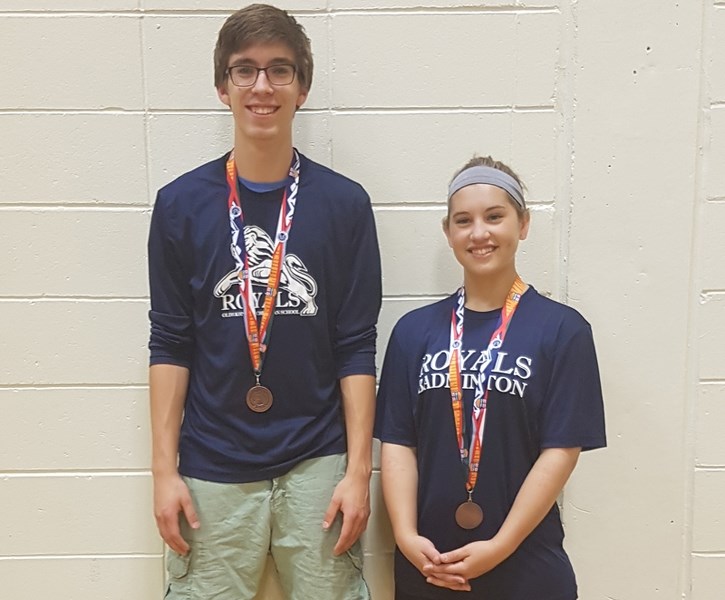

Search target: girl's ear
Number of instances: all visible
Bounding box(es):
[442,216,453,248]
[519,211,531,241]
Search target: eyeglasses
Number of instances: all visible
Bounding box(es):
[226,64,297,87]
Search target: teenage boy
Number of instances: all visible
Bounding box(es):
[147,4,380,599]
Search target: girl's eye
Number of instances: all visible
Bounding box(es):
[487,213,503,222]
[454,217,470,225]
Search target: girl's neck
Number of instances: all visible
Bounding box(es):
[463,270,524,312]
[233,139,294,183]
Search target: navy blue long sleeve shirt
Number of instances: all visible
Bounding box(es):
[148,152,382,483]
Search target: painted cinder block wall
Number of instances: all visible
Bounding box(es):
[1,1,723,598]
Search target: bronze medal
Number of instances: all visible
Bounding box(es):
[246,385,273,413]
[455,500,483,529]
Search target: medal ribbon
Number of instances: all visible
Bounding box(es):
[448,276,526,495]
[225,149,301,383]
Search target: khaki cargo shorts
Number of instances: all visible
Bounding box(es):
[164,453,370,600]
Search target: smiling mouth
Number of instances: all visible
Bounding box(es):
[248,106,278,115]
[470,247,495,257]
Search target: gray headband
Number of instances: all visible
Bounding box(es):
[447,165,526,210]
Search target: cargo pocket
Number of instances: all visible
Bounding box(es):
[345,546,364,573]
[167,548,191,579]
[164,549,192,600]
[345,546,370,599]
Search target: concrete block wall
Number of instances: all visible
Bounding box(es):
[0,1,721,599]
[690,2,725,598]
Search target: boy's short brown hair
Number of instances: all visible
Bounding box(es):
[214,4,313,92]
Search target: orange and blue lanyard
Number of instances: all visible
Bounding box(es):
[448,276,526,494]
[225,150,301,383]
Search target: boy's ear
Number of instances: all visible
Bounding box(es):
[217,85,231,107]
[295,88,309,111]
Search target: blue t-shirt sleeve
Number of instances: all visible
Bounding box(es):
[539,319,606,451]
[375,324,418,447]
[147,190,194,368]
[334,192,382,379]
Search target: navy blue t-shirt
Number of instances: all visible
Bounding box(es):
[148,151,382,483]
[375,287,606,600]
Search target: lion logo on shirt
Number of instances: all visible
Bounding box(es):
[214,225,318,316]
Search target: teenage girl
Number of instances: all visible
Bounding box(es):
[375,156,606,600]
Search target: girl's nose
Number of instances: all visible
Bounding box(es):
[469,220,490,241]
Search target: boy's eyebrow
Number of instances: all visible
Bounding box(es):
[228,56,294,67]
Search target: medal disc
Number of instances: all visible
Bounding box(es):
[455,500,483,529]
[246,385,273,413]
